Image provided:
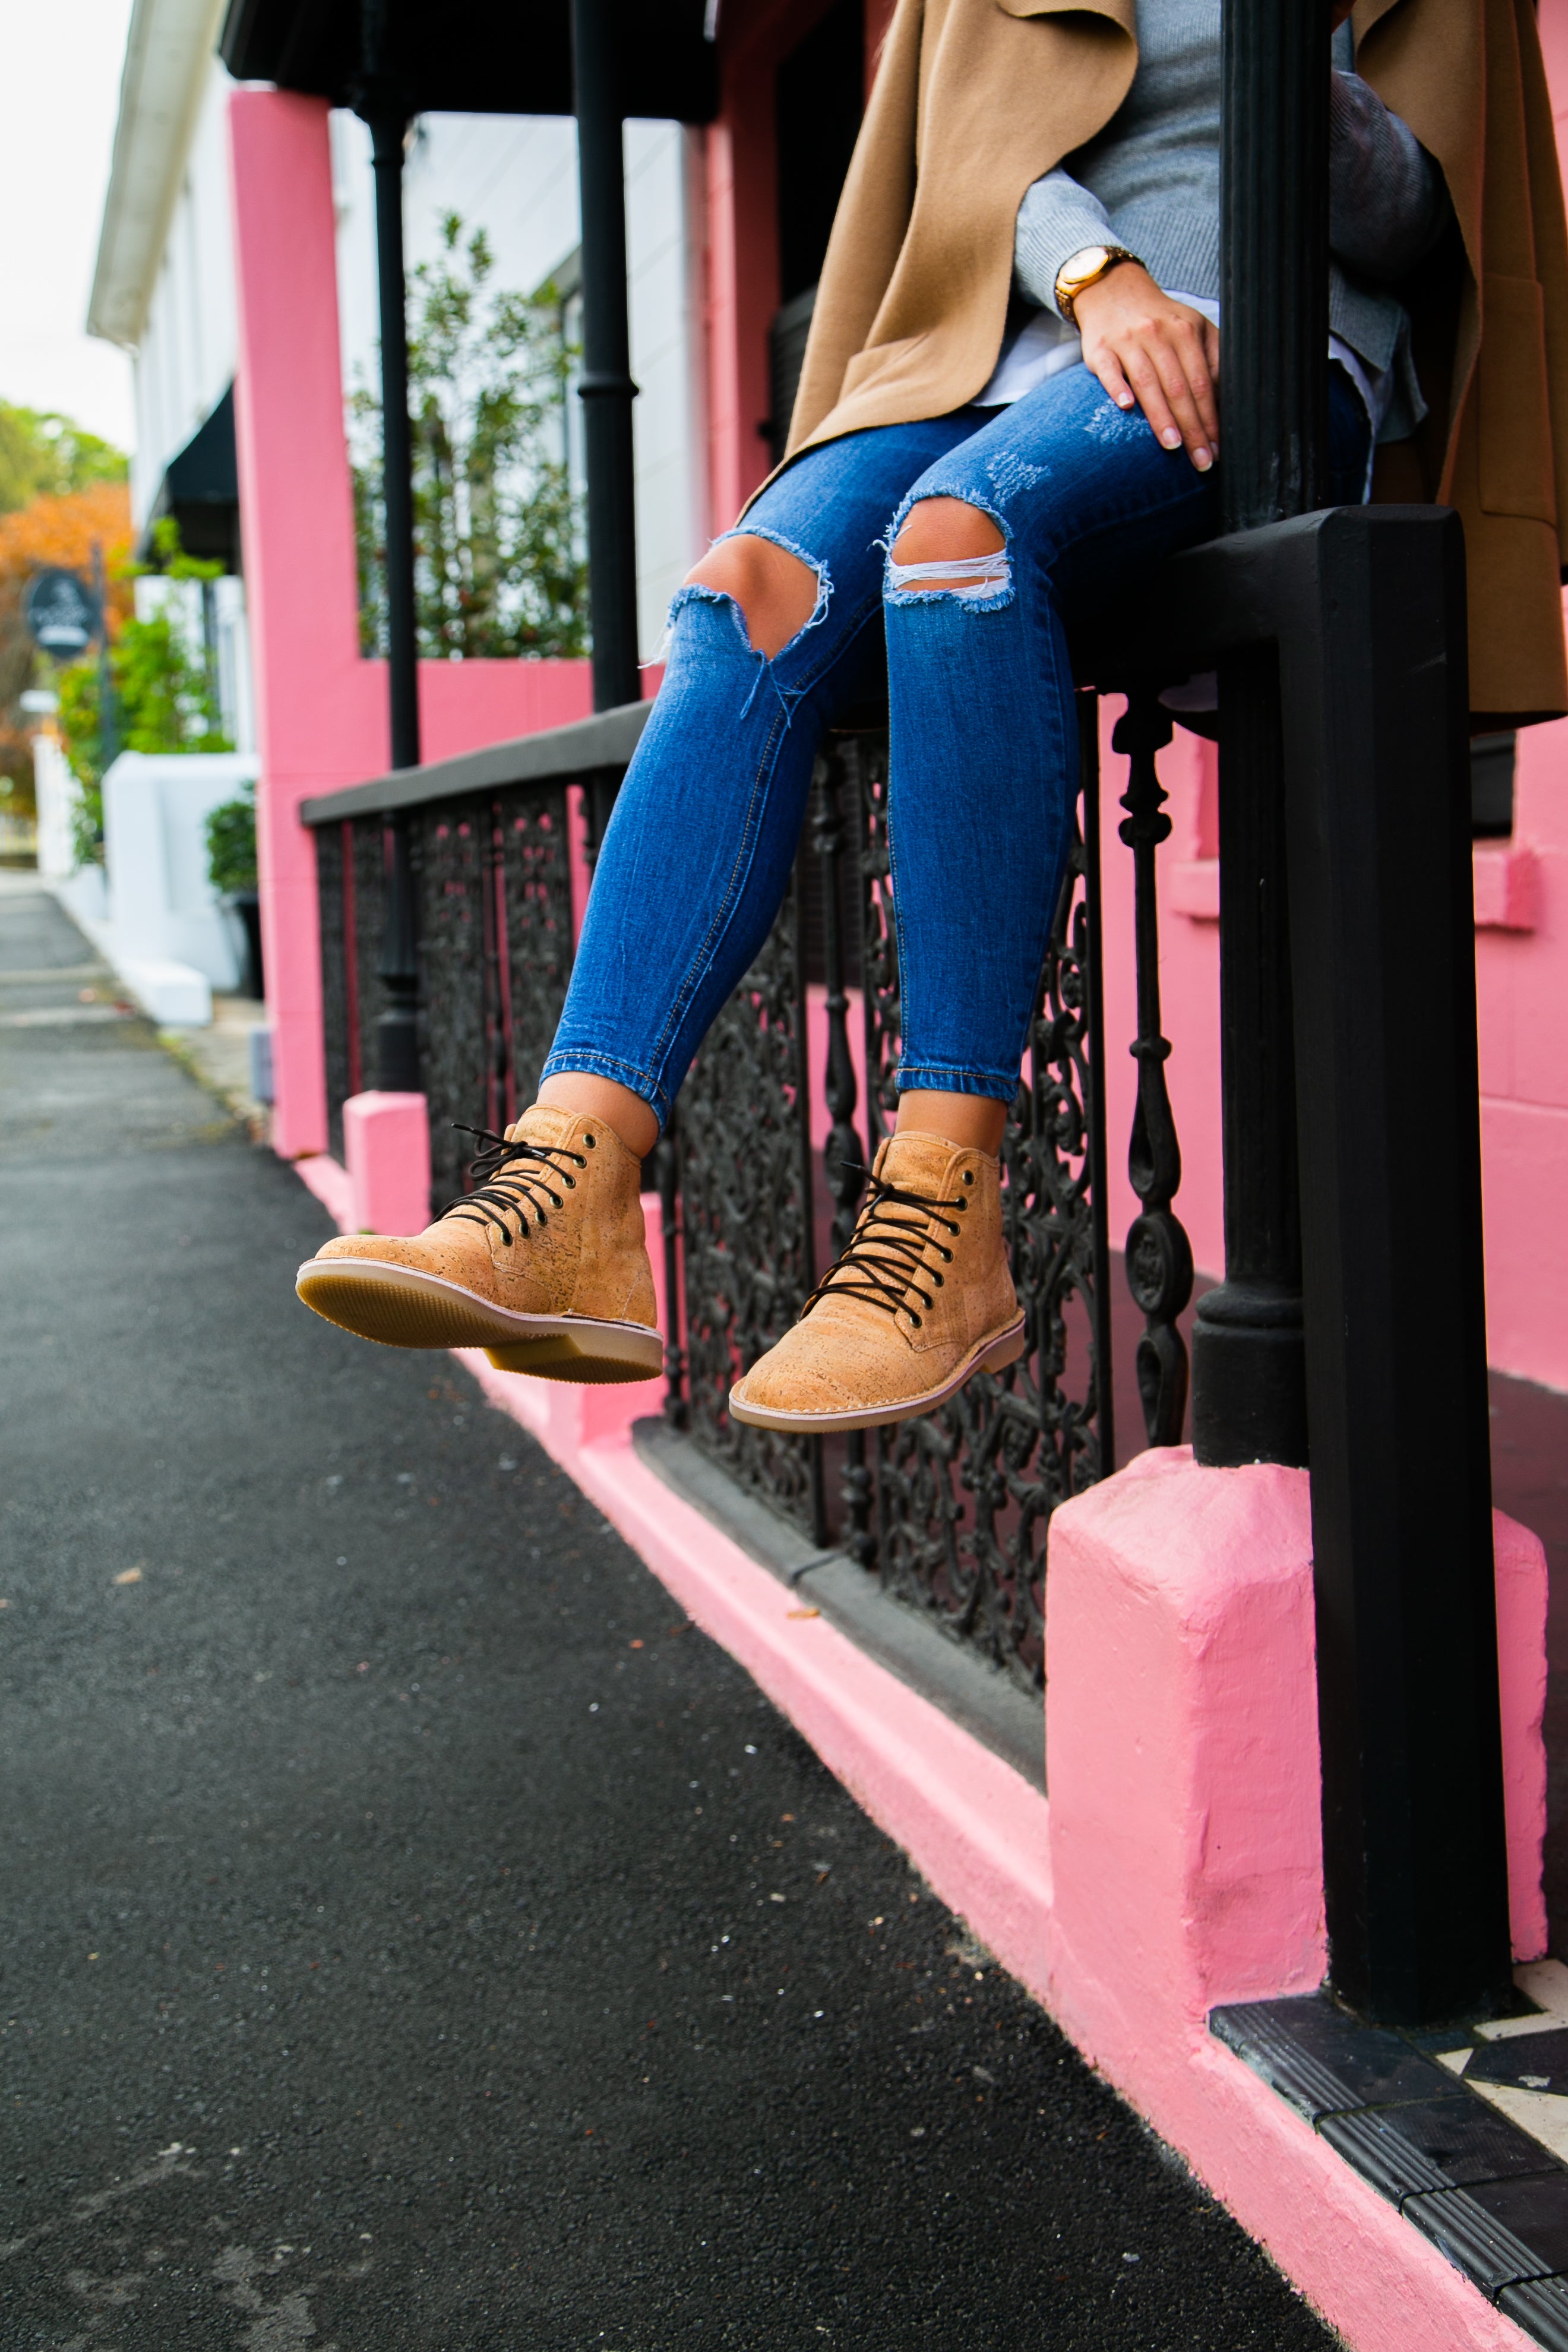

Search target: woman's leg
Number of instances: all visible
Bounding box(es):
[883,361,1372,1124]
[880,368,1218,1137]
[731,368,1379,1433]
[537,415,974,1146]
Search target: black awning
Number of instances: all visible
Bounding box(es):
[141,385,241,571]
[218,0,717,123]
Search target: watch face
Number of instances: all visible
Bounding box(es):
[1065,247,1111,289]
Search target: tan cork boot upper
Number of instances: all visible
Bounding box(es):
[735,1131,1019,1417]
[315,1104,656,1327]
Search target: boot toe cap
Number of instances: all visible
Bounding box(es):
[738,1321,923,1415]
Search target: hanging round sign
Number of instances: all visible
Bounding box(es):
[23,568,101,657]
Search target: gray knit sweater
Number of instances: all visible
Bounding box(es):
[1012,5,1450,435]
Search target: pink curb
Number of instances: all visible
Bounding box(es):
[291,1150,1550,2350]
[293,1151,355,1232]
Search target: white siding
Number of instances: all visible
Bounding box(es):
[130,63,238,528]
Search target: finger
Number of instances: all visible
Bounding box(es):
[1091,352,1139,415]
[1147,336,1215,469]
[1122,346,1186,459]
[1202,316,1221,385]
[1175,325,1221,450]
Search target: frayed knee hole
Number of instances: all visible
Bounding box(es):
[682,535,823,658]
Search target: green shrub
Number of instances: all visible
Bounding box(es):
[205,783,257,896]
[55,517,233,864]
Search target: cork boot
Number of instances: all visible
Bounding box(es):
[295,1104,662,1384]
[729,1130,1023,1433]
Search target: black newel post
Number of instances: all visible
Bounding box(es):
[1185,0,1511,2020]
[571,0,641,716]
[1188,0,1327,1466]
[356,4,422,1093]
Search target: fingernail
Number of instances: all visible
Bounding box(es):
[1161,428,1182,450]
[1193,448,1213,471]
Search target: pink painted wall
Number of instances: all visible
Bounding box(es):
[226,90,591,1162]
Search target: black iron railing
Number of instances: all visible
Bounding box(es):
[305,690,1199,1702]
[314,783,574,1209]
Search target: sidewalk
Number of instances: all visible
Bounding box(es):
[0,871,1341,2345]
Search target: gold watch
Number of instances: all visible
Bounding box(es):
[1054,244,1141,331]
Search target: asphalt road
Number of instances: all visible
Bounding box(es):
[0,874,1336,2351]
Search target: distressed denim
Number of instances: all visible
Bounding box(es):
[543,362,1370,1126]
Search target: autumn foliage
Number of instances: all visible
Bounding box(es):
[0,483,134,804]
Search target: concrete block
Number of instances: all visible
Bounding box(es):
[121,958,213,1027]
[1047,1447,1325,2036]
[343,1092,430,1235]
[1045,1447,1551,2044]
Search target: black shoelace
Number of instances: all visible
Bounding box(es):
[440,1123,590,1247]
[801,1165,967,1330]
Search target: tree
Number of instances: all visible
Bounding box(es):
[0,404,128,516]
[0,479,134,818]
[350,214,587,662]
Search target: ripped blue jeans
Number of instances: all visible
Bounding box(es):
[542,361,1371,1126]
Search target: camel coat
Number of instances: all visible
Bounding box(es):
[780,0,1568,722]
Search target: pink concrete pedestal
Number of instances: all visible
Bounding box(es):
[1042,1446,1549,2352]
[1045,1447,1548,2053]
[342,1092,431,1236]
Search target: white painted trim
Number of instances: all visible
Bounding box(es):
[87,0,228,351]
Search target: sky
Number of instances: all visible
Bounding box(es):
[0,0,137,453]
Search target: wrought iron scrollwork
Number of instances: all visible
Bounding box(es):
[812,741,874,1565]
[315,820,351,1166]
[1113,689,1195,1446]
[495,785,574,1108]
[414,786,574,1219]
[677,868,818,1537]
[857,729,1108,1689]
[654,1125,686,1425]
[416,801,490,1212]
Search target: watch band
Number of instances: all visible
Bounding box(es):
[1054,245,1141,331]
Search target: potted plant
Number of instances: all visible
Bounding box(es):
[205,783,261,998]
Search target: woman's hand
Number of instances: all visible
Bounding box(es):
[1072,263,1221,472]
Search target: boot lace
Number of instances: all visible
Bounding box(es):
[440,1123,588,1248]
[801,1165,965,1332]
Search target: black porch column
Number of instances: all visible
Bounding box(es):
[356,2,422,1092]
[1188,0,1327,1466]
[1178,0,1512,2022]
[571,0,642,716]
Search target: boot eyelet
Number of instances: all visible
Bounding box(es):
[564,1175,576,1188]
[909,1314,922,1329]
[956,1197,968,1211]
[536,1210,548,1227]
[934,1273,944,1286]
[584,1133,597,1147]
[963,1170,975,1185]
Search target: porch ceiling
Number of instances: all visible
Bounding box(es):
[217,0,718,122]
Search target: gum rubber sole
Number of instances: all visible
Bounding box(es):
[726,1314,1028,1434]
[295,1256,663,1384]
